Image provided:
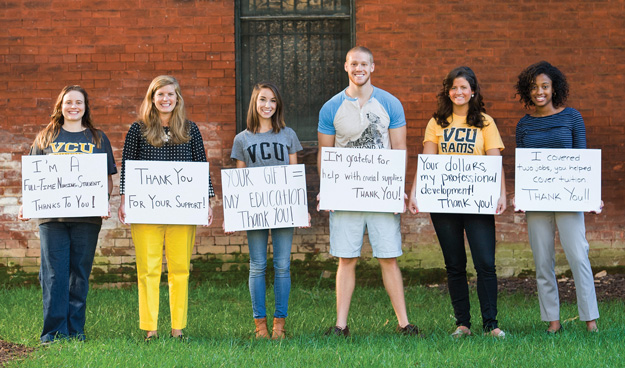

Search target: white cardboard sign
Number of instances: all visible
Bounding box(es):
[514,148,601,212]
[415,154,502,214]
[124,160,210,225]
[21,154,109,218]
[221,164,309,232]
[319,147,406,213]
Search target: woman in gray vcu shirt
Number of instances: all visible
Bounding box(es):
[230,82,303,339]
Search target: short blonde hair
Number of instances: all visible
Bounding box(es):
[346,46,374,63]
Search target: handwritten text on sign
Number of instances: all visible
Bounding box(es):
[221,164,308,232]
[22,154,108,218]
[415,154,502,214]
[319,147,406,212]
[515,148,601,212]
[124,160,210,225]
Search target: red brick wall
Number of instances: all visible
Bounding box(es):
[1,0,623,279]
[0,0,238,277]
[354,0,625,272]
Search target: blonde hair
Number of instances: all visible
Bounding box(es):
[139,75,189,147]
[346,46,374,63]
[33,85,101,150]
[246,82,285,133]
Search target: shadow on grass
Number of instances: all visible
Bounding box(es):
[189,253,449,289]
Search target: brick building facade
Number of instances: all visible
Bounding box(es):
[1,0,623,281]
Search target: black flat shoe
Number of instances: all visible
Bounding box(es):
[397,323,423,337]
[546,326,563,334]
[324,325,350,337]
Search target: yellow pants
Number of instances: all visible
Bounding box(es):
[131,223,196,331]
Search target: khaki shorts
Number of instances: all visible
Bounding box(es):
[329,211,402,258]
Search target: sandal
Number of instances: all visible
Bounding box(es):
[485,328,506,338]
[451,326,472,338]
[586,321,598,333]
[170,333,188,341]
[546,326,563,334]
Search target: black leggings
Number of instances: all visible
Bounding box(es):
[430,213,499,332]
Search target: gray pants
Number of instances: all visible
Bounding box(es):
[526,211,599,322]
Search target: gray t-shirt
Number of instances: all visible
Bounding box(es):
[231,127,303,167]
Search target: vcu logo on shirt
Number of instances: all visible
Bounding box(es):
[440,127,476,154]
[50,142,95,154]
[246,142,286,163]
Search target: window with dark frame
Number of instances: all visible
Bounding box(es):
[236,0,354,143]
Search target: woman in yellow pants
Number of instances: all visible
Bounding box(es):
[118,75,215,340]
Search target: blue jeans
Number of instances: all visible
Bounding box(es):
[247,227,294,319]
[430,213,499,332]
[39,221,101,343]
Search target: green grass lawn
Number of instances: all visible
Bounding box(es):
[0,283,623,367]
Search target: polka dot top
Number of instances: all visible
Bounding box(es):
[120,120,215,197]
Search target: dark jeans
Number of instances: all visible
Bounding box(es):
[430,213,498,332]
[39,221,101,343]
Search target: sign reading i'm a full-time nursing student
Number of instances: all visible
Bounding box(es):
[22,154,109,218]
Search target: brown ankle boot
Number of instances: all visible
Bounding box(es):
[271,317,286,340]
[254,317,269,339]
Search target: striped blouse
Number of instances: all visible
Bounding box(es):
[515,107,586,149]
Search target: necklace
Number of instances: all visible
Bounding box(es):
[163,127,171,143]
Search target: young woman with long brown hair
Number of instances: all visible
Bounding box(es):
[229,82,303,339]
[19,85,117,344]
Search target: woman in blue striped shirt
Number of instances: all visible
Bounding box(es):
[515,61,599,333]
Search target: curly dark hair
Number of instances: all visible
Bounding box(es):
[433,66,486,128]
[515,61,569,109]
